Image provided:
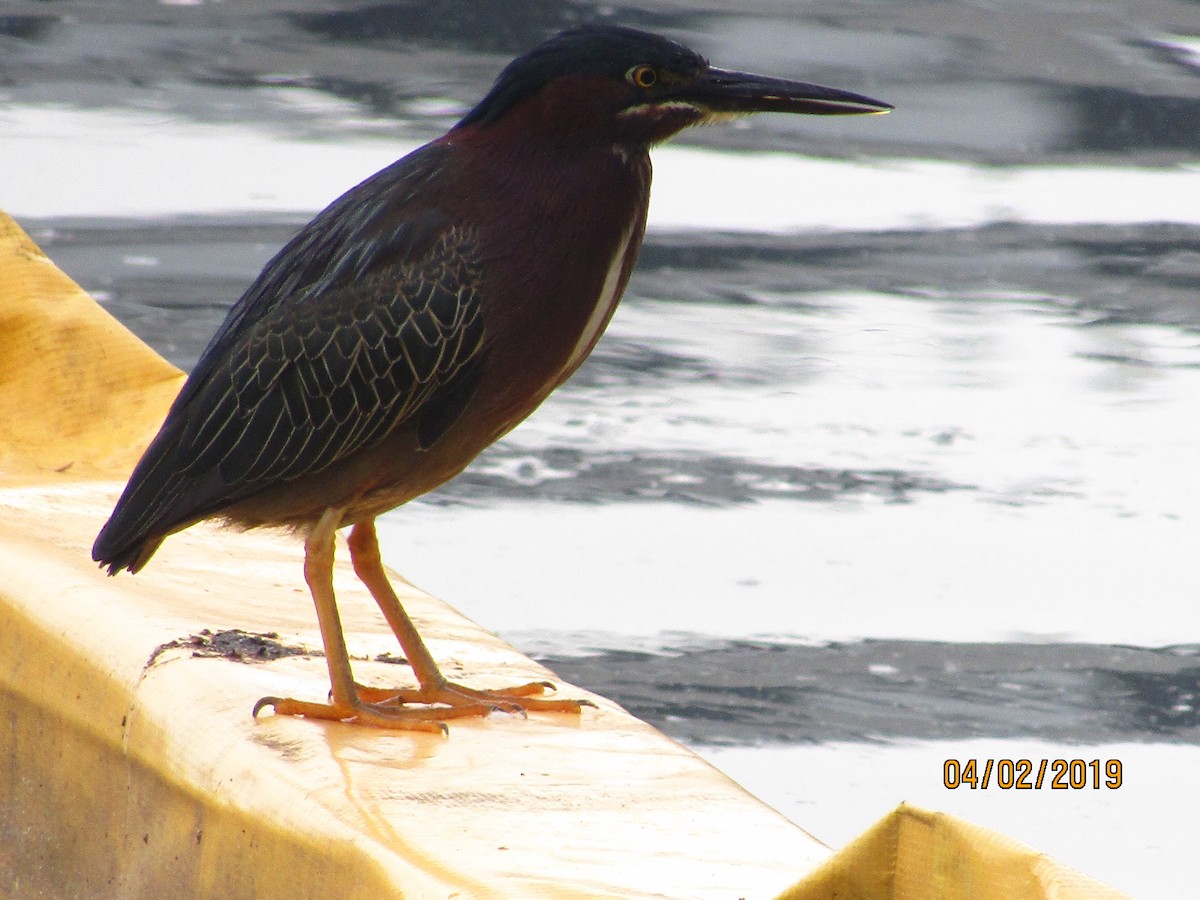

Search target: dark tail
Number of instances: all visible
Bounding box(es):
[93,467,172,574]
[92,527,162,575]
[92,417,188,576]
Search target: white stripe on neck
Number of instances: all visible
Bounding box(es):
[561,218,637,378]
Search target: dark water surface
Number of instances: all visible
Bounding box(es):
[543,640,1200,745]
[4,2,1198,894]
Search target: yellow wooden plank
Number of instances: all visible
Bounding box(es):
[0,480,831,898]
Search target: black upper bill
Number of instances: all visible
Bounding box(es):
[676,67,893,116]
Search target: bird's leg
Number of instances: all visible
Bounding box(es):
[347,518,594,714]
[253,507,483,731]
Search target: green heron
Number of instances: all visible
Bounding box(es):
[94,25,891,732]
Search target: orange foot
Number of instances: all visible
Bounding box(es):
[253,682,595,733]
[354,679,597,715]
[251,693,494,733]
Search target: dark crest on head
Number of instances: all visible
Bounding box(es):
[457,25,708,128]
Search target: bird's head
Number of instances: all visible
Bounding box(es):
[455,24,892,148]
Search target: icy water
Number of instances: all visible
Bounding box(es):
[4,1,1199,896]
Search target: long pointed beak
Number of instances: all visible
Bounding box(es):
[673,67,893,116]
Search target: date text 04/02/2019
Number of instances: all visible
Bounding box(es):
[943,758,1122,790]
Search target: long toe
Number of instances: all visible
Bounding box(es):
[413,680,597,714]
[253,694,495,732]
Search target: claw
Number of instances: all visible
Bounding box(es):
[253,696,280,719]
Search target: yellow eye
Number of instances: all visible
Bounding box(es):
[627,65,658,89]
